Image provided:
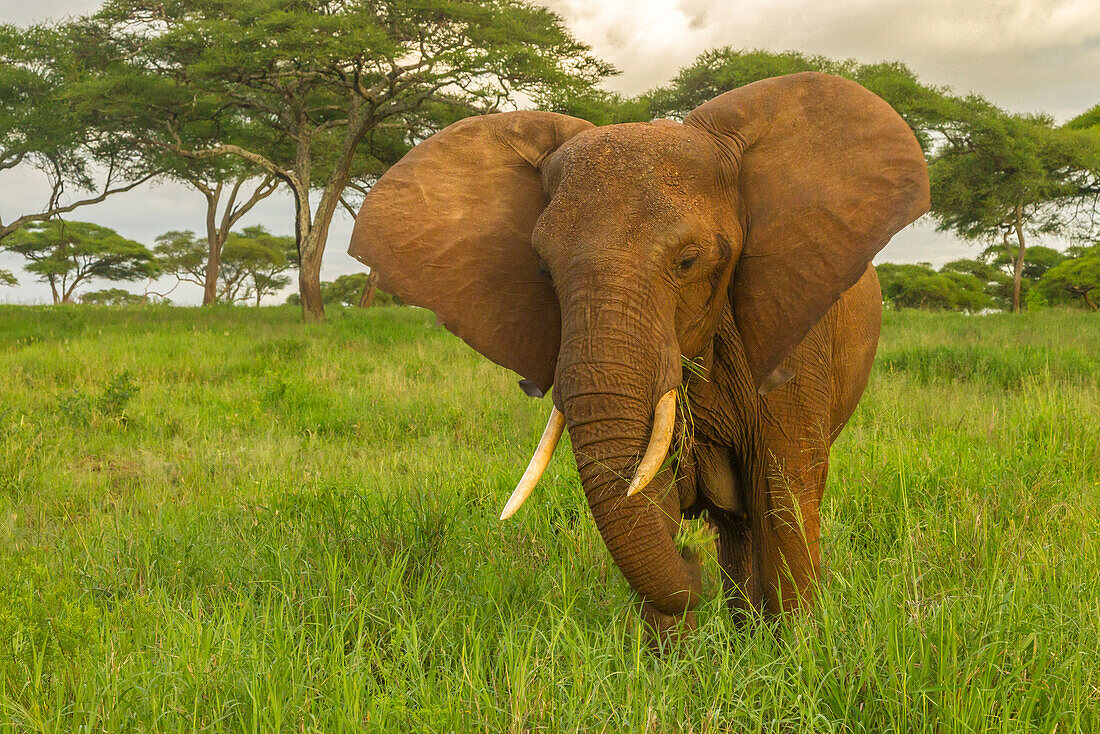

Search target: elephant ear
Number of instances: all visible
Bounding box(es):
[349,111,593,395]
[685,72,929,392]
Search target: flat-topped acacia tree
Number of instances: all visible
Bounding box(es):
[2,220,157,304]
[88,0,612,320]
[930,110,1100,312]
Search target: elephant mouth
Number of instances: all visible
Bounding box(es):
[498,388,678,520]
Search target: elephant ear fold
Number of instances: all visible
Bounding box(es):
[685,72,929,392]
[349,111,593,395]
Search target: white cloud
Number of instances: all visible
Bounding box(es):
[538,0,1100,120]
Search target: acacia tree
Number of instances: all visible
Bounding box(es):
[2,220,157,303]
[157,225,296,304]
[162,158,279,305]
[219,226,298,306]
[930,110,1100,311]
[89,0,610,320]
[1039,244,1100,311]
[0,23,157,243]
[152,230,207,292]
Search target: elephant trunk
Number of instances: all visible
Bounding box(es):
[553,290,700,617]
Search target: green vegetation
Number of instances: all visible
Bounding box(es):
[877,262,995,311]
[79,287,162,306]
[1,306,1096,731]
[1,220,156,304]
[155,226,299,307]
[1038,244,1100,311]
[285,273,402,309]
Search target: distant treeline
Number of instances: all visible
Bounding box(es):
[1,4,1098,313]
[878,245,1099,312]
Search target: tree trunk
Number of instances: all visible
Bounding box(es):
[192,176,276,306]
[202,236,223,305]
[294,104,368,322]
[1081,288,1098,312]
[1011,207,1026,313]
[201,186,222,305]
[296,195,326,321]
[296,183,347,320]
[62,281,78,304]
[358,270,378,308]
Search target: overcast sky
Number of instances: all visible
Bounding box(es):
[2,0,1098,304]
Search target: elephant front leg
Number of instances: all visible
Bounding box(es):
[711,510,765,617]
[710,446,828,618]
[754,447,828,615]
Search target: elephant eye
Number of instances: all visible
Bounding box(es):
[676,256,697,272]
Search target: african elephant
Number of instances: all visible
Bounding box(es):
[349,73,929,638]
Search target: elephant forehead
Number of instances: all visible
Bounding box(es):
[550,122,721,190]
[538,123,724,240]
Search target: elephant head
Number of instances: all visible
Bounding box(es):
[349,73,928,626]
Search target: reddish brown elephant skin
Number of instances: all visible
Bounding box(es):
[348,73,929,639]
[673,265,883,631]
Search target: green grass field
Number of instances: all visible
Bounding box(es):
[1,305,1098,732]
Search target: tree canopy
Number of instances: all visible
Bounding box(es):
[82,0,612,319]
[157,225,297,305]
[876,263,993,312]
[2,220,156,303]
[0,23,157,242]
[1038,244,1100,311]
[80,287,164,306]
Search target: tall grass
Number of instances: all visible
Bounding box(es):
[1,304,1097,732]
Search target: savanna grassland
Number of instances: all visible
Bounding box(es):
[0,305,1098,732]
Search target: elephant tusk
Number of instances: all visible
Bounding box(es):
[500,407,566,520]
[626,389,677,497]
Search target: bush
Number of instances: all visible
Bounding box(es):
[877,263,993,311]
[80,288,159,306]
[53,371,140,426]
[285,273,404,307]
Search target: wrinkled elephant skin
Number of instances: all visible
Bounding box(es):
[349,73,930,639]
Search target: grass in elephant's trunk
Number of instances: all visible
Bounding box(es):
[665,354,709,481]
[558,382,703,620]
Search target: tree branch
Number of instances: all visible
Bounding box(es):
[0,150,27,173]
[339,195,358,219]
[0,170,160,242]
